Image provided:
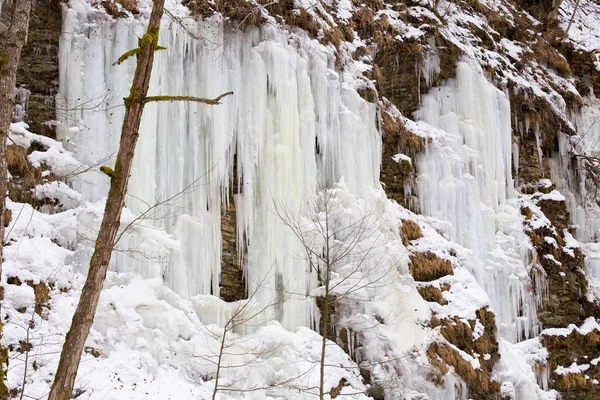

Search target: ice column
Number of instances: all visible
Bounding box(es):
[415,60,538,341]
[56,10,381,330]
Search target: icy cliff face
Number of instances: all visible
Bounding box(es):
[58,3,384,331]
[415,60,540,343]
[2,0,595,398]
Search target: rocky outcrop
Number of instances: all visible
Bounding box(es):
[219,156,246,302]
[427,308,501,400]
[15,0,62,137]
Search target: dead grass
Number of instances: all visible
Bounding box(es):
[353,0,384,11]
[28,281,50,317]
[554,373,591,391]
[7,145,30,178]
[4,209,11,228]
[410,252,453,282]
[418,286,448,305]
[427,342,501,398]
[116,0,138,13]
[537,198,569,232]
[429,308,499,374]
[101,0,138,17]
[401,219,422,245]
[430,316,474,350]
[381,105,425,156]
[287,8,320,37]
[521,206,533,220]
[527,38,572,77]
[185,0,266,26]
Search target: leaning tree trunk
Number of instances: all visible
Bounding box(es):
[0,0,33,396]
[47,1,166,398]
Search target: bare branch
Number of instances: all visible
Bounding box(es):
[143,91,234,105]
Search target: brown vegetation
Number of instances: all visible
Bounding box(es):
[102,0,139,18]
[401,219,422,245]
[427,342,500,399]
[410,252,453,282]
[427,307,500,399]
[7,144,46,205]
[418,285,447,305]
[542,329,600,399]
[379,105,422,209]
[184,0,266,26]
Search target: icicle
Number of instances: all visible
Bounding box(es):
[534,124,544,178]
[420,37,441,88]
[57,14,382,331]
[415,59,539,342]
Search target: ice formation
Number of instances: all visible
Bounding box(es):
[415,60,540,342]
[57,5,382,331]
[27,1,594,398]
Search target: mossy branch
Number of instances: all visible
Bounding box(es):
[113,46,166,66]
[143,91,234,105]
[100,166,115,178]
[113,48,141,66]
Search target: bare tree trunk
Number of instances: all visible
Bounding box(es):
[212,322,228,400]
[319,206,331,400]
[48,1,166,398]
[0,0,33,396]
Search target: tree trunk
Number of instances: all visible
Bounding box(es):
[48,1,166,398]
[0,0,33,396]
[319,210,331,400]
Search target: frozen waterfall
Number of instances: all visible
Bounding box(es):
[57,7,381,330]
[415,60,540,342]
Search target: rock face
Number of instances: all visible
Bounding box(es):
[15,0,62,137]
[220,195,246,302]
[219,156,246,302]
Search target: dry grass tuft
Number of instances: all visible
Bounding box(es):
[116,0,138,13]
[287,8,320,37]
[27,281,50,316]
[427,342,501,398]
[6,144,52,206]
[554,373,590,391]
[521,206,533,220]
[185,0,266,26]
[430,316,474,351]
[7,145,30,178]
[401,219,422,245]
[4,209,11,228]
[418,285,448,305]
[410,252,453,282]
[526,38,572,77]
[381,106,425,156]
[101,0,138,17]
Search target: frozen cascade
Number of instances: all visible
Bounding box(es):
[551,99,600,297]
[56,9,381,331]
[415,60,540,342]
[552,99,600,243]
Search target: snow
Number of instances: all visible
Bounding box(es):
[542,317,600,337]
[392,153,412,164]
[495,338,558,399]
[555,363,590,375]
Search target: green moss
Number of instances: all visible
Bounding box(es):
[124,88,142,107]
[113,47,141,66]
[137,27,160,49]
[99,166,114,178]
[0,48,8,68]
